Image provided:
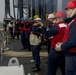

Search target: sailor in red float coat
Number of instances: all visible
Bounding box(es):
[55,1,76,75]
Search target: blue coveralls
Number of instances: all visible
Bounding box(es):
[65,56,76,75]
[31,45,40,65]
[20,30,30,49]
[41,23,65,75]
[61,15,76,75]
[46,48,65,75]
[30,25,41,67]
[20,22,31,50]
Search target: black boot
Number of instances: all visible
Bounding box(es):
[32,64,40,72]
[17,37,19,39]
[31,66,36,69]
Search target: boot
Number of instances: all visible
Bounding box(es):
[31,66,36,69]
[32,64,40,72]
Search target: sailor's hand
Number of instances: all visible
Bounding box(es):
[55,42,62,51]
[36,21,44,26]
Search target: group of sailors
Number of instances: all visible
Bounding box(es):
[4,0,76,75]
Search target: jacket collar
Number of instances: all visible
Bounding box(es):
[64,14,76,24]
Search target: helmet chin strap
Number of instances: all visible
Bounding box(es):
[70,8,76,18]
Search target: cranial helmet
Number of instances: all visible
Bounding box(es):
[34,15,39,19]
[48,14,55,19]
[65,0,76,10]
[55,12,65,18]
[34,18,41,20]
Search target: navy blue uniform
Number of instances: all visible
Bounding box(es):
[41,22,66,75]
[61,15,76,75]
[20,22,31,50]
[30,25,42,71]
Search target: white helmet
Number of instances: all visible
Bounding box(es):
[48,14,55,19]
[34,18,41,20]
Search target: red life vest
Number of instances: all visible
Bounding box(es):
[19,22,30,31]
[51,22,66,48]
[63,18,76,52]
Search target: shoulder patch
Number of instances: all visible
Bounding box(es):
[59,23,67,28]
